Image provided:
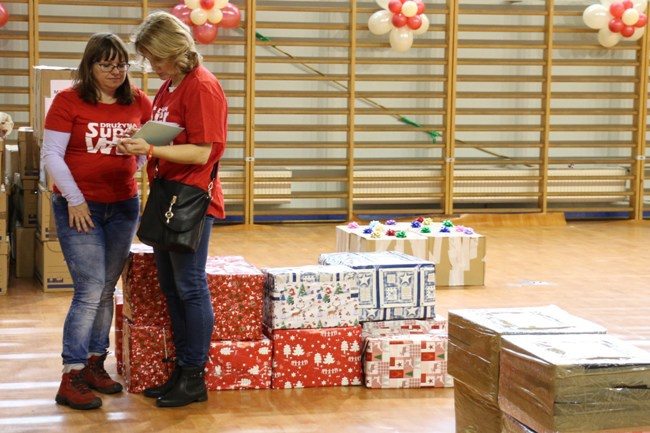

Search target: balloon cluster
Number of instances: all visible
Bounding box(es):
[171,0,241,44]
[583,0,648,47]
[367,0,430,52]
[0,3,9,28]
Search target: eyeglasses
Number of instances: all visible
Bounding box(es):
[95,62,131,73]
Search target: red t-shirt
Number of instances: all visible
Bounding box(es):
[147,65,228,219]
[45,87,152,203]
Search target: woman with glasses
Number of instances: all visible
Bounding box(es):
[118,11,227,408]
[41,32,152,410]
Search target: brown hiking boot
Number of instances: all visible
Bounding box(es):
[55,369,102,410]
[82,354,123,394]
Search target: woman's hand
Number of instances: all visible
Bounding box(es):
[68,202,95,233]
[116,137,149,156]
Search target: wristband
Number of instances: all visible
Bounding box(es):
[146,144,154,160]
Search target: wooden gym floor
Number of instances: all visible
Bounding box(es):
[1,214,649,433]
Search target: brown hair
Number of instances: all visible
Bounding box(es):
[73,32,135,105]
[132,11,201,74]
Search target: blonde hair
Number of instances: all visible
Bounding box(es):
[132,11,201,73]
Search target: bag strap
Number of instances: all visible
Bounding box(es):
[153,159,219,191]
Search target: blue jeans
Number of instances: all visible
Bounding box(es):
[153,216,215,368]
[53,194,140,366]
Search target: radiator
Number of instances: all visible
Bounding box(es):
[353,168,628,204]
[220,170,292,204]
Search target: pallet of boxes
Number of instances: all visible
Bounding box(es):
[448,304,650,433]
[31,66,77,292]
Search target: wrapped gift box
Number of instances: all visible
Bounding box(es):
[114,289,124,375]
[267,325,363,389]
[205,337,272,390]
[448,304,607,403]
[363,330,452,389]
[206,256,264,340]
[455,379,504,433]
[122,319,175,393]
[335,225,428,260]
[263,264,359,329]
[500,333,650,433]
[120,244,169,327]
[319,251,435,322]
[362,316,447,336]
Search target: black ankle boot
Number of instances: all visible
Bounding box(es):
[156,366,207,408]
[144,364,181,398]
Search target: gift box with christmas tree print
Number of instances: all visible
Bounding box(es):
[266,325,363,389]
[205,336,272,390]
[263,265,359,329]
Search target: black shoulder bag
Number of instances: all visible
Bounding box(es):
[137,159,219,253]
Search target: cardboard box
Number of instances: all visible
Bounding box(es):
[34,236,74,292]
[499,334,650,433]
[422,233,486,286]
[336,225,428,258]
[12,225,35,278]
[37,183,56,240]
[0,240,9,295]
[17,127,39,177]
[14,176,39,228]
[32,66,75,140]
[4,144,19,185]
[447,304,607,403]
[0,187,8,242]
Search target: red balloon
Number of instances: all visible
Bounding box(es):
[170,3,192,27]
[219,3,241,29]
[407,15,422,30]
[415,0,425,15]
[635,13,648,28]
[609,18,624,33]
[200,0,215,10]
[388,0,402,14]
[622,0,634,9]
[193,22,218,44]
[0,4,9,28]
[392,13,407,28]
[610,2,625,18]
[621,25,635,37]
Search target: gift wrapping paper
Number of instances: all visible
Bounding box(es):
[363,332,452,389]
[263,264,359,330]
[206,256,264,340]
[205,337,272,390]
[267,325,363,389]
[120,244,169,327]
[122,319,175,393]
[362,316,447,337]
[114,289,123,375]
[319,251,436,322]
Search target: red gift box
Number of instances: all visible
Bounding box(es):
[267,325,363,389]
[114,289,124,375]
[206,256,264,341]
[122,318,175,393]
[205,337,272,390]
[121,244,169,327]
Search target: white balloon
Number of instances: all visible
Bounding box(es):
[190,8,208,25]
[207,8,223,24]
[390,27,414,52]
[634,0,648,13]
[628,26,645,40]
[368,10,393,35]
[622,8,640,25]
[583,4,611,29]
[376,0,390,10]
[598,27,622,47]
[185,0,200,10]
[412,14,430,35]
[401,1,418,18]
